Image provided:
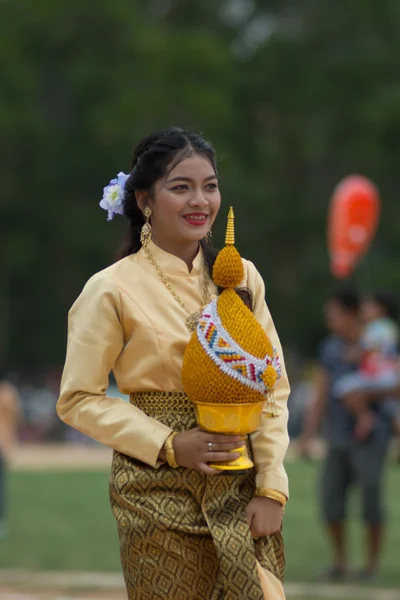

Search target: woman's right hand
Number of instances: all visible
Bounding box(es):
[172,427,246,474]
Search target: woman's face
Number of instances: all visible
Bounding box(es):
[147,154,221,249]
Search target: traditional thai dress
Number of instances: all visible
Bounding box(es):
[57,240,290,600]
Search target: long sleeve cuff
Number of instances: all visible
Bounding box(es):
[255,470,289,498]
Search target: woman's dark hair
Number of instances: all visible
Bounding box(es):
[328,289,360,314]
[117,127,252,309]
[369,292,398,321]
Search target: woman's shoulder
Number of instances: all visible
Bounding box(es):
[83,255,142,292]
[74,255,142,308]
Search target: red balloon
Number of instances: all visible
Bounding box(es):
[328,175,380,279]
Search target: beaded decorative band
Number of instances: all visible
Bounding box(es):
[197,299,281,396]
[130,391,194,414]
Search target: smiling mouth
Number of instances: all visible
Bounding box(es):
[182,214,209,226]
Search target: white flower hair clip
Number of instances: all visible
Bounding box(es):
[99,171,129,221]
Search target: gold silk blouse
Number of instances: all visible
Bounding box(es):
[57,240,290,497]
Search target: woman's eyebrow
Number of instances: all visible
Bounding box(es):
[166,175,217,184]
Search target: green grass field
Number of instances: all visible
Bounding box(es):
[0,458,399,589]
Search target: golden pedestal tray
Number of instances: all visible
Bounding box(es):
[195,401,264,471]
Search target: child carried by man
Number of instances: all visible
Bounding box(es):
[334,293,400,442]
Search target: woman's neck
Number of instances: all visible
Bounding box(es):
[151,235,200,271]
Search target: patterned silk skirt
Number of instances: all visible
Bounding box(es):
[109,392,285,600]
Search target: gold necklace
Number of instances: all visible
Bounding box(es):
[144,245,214,332]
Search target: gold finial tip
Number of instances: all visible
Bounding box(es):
[225,206,235,245]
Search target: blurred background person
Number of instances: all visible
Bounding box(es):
[299,290,392,581]
[360,294,400,456]
[334,293,399,442]
[0,370,21,538]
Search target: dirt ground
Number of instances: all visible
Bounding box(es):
[10,444,114,471]
[0,570,126,600]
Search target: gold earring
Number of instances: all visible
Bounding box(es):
[205,230,212,242]
[140,207,152,247]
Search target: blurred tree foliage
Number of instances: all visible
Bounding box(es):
[2,0,400,371]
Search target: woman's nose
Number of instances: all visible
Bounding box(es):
[188,188,208,207]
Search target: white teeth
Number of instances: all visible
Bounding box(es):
[184,215,206,221]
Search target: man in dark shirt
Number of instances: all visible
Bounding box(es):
[300,291,391,580]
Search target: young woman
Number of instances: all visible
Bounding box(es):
[57,128,290,599]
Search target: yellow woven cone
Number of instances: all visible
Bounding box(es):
[182,206,280,470]
[182,206,278,406]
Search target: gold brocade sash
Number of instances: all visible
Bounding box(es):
[130,391,193,416]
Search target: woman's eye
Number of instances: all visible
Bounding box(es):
[171,185,188,191]
[206,183,218,190]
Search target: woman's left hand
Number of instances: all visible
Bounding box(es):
[244,497,283,538]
